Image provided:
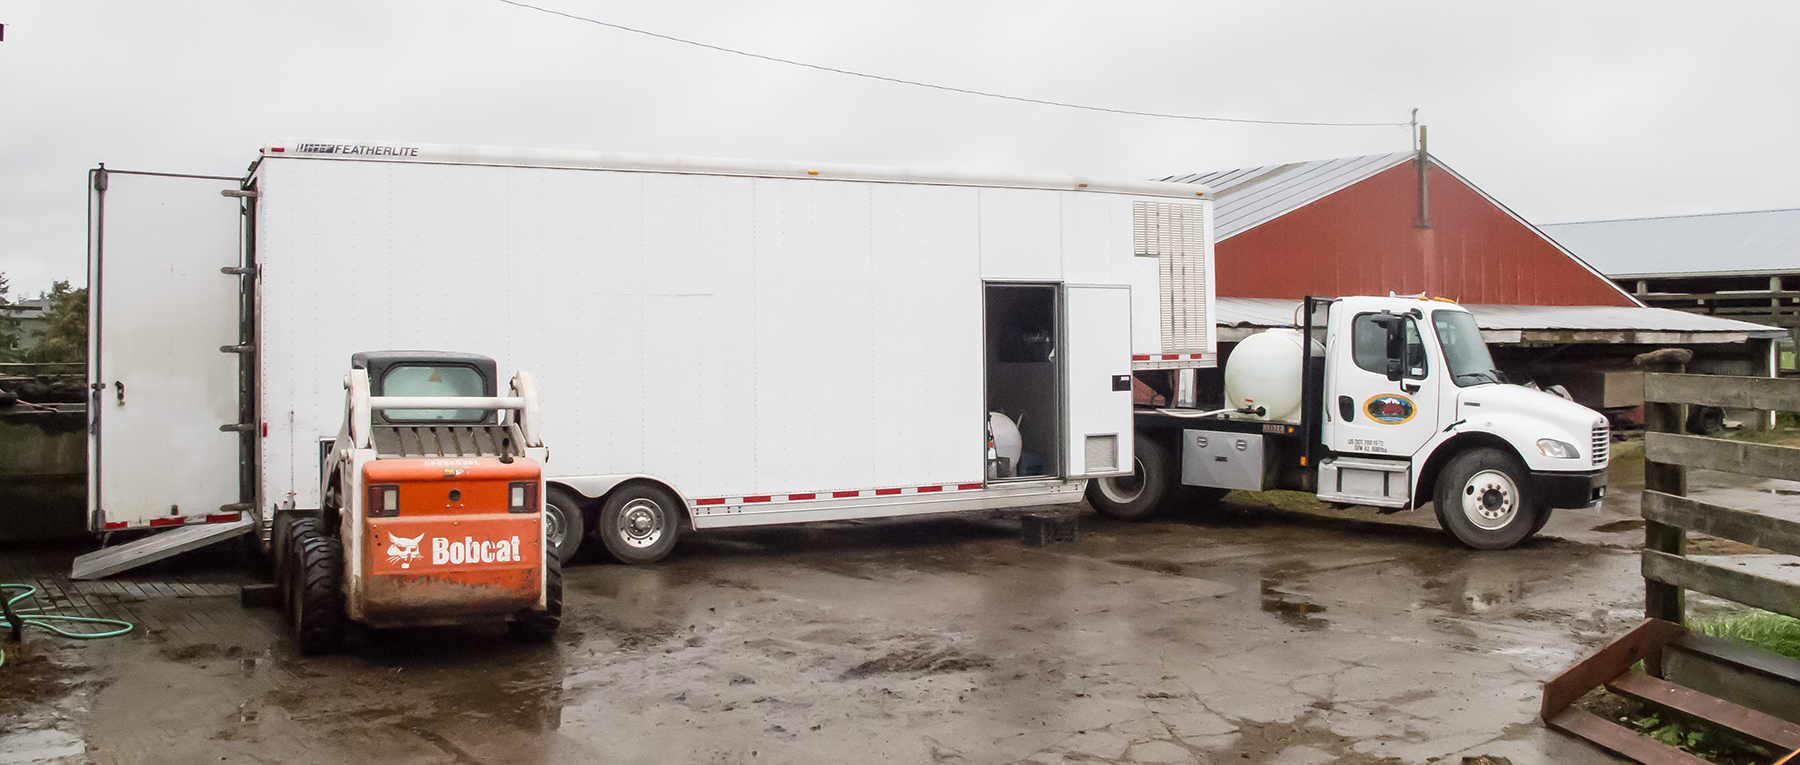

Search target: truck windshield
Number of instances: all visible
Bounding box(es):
[1431,310,1501,387]
[381,364,486,422]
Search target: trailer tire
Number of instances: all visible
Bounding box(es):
[1433,448,1541,550]
[1087,433,1174,521]
[597,483,681,564]
[544,487,586,562]
[512,549,562,641]
[289,527,347,655]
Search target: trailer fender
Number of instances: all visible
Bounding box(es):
[1411,431,1520,511]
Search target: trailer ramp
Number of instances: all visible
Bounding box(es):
[71,519,253,580]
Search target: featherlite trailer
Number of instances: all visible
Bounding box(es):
[82,142,1217,570]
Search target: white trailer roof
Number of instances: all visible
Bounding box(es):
[1215,297,1783,344]
[261,140,1212,201]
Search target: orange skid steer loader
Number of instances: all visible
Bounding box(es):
[273,351,560,654]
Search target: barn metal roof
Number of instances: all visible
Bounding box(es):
[1215,297,1782,344]
[1540,208,1800,279]
[1161,152,1413,240]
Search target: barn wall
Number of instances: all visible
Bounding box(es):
[1215,163,1638,307]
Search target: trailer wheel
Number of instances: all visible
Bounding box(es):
[1433,448,1541,550]
[1086,433,1173,521]
[289,527,348,655]
[597,483,681,564]
[511,548,562,641]
[544,487,586,562]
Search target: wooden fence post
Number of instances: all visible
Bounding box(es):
[1637,355,1691,679]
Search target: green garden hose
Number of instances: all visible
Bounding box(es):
[1,583,134,669]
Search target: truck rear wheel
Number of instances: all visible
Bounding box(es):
[597,483,681,564]
[1433,448,1542,550]
[289,526,348,655]
[544,487,586,562]
[511,549,562,641]
[1087,433,1174,521]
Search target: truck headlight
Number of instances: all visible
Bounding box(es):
[1536,439,1579,459]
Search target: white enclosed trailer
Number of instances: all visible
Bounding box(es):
[85,142,1217,565]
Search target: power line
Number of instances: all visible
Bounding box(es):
[492,0,1410,129]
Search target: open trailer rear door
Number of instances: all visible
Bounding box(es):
[86,168,251,535]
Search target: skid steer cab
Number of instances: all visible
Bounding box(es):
[274,351,558,654]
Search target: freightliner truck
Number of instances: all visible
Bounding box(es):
[1090,295,1610,549]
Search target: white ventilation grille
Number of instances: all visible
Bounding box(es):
[1084,434,1119,473]
[1133,201,1209,355]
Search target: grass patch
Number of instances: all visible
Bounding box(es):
[1690,608,1800,661]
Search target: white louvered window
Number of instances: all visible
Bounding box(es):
[1133,201,1210,354]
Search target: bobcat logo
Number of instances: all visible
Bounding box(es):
[387,533,424,568]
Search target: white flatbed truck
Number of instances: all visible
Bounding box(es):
[82,141,1220,570]
[1091,295,1611,549]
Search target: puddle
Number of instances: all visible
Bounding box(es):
[1591,519,1646,533]
[1258,579,1329,631]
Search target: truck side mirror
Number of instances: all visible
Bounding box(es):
[1374,312,1406,382]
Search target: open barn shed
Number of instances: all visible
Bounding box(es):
[1160,152,1783,426]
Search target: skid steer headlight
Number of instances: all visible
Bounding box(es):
[1536,439,1579,459]
[509,481,538,514]
[368,484,400,517]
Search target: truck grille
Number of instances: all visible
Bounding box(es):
[1592,420,1609,466]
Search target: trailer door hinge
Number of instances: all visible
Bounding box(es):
[220,344,255,354]
[220,266,257,276]
[220,423,257,433]
[220,189,258,199]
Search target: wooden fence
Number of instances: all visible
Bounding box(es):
[1642,372,1800,628]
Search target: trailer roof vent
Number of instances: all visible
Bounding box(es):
[1133,201,1210,356]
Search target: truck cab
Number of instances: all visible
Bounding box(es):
[1093,295,1609,550]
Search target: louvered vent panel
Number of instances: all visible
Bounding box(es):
[1133,201,1210,355]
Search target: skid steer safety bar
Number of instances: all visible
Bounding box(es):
[343,368,543,451]
[368,396,527,410]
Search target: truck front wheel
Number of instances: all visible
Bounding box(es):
[1434,448,1542,550]
[597,483,682,564]
[1087,433,1174,521]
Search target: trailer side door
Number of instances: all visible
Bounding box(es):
[87,169,248,531]
[1063,285,1135,478]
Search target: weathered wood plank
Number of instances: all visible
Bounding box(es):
[1644,401,1688,628]
[1642,490,1800,557]
[1645,432,1800,484]
[1646,373,1800,411]
[1642,550,1800,621]
[1607,671,1800,751]
[1542,618,1687,721]
[1546,707,1712,765]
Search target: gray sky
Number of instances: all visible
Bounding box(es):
[3,0,1796,296]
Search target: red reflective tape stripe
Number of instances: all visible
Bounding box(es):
[787,493,815,501]
[206,513,240,523]
[103,522,127,530]
[149,518,185,527]
[875,488,902,496]
[1132,355,1151,361]
[743,496,772,503]
[831,490,861,498]
[1161,354,1179,360]
[695,498,725,506]
[957,483,982,490]
[916,485,943,493]
[1189,354,1203,359]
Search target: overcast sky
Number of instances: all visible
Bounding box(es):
[2,0,1796,296]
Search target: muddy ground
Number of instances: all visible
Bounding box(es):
[4,440,1795,765]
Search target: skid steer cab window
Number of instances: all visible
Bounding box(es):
[380,364,487,422]
[1351,313,1428,380]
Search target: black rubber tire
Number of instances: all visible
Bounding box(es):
[1433,447,1542,550]
[1686,405,1725,436]
[1086,433,1175,521]
[288,527,348,655]
[544,486,586,563]
[596,483,682,564]
[273,516,319,611]
[511,550,563,642]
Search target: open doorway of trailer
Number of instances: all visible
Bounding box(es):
[984,283,1063,481]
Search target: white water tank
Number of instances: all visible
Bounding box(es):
[1224,329,1321,422]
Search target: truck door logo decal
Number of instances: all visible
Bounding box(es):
[1363,395,1416,425]
[386,533,424,568]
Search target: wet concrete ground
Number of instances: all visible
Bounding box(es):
[3,440,1791,765]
